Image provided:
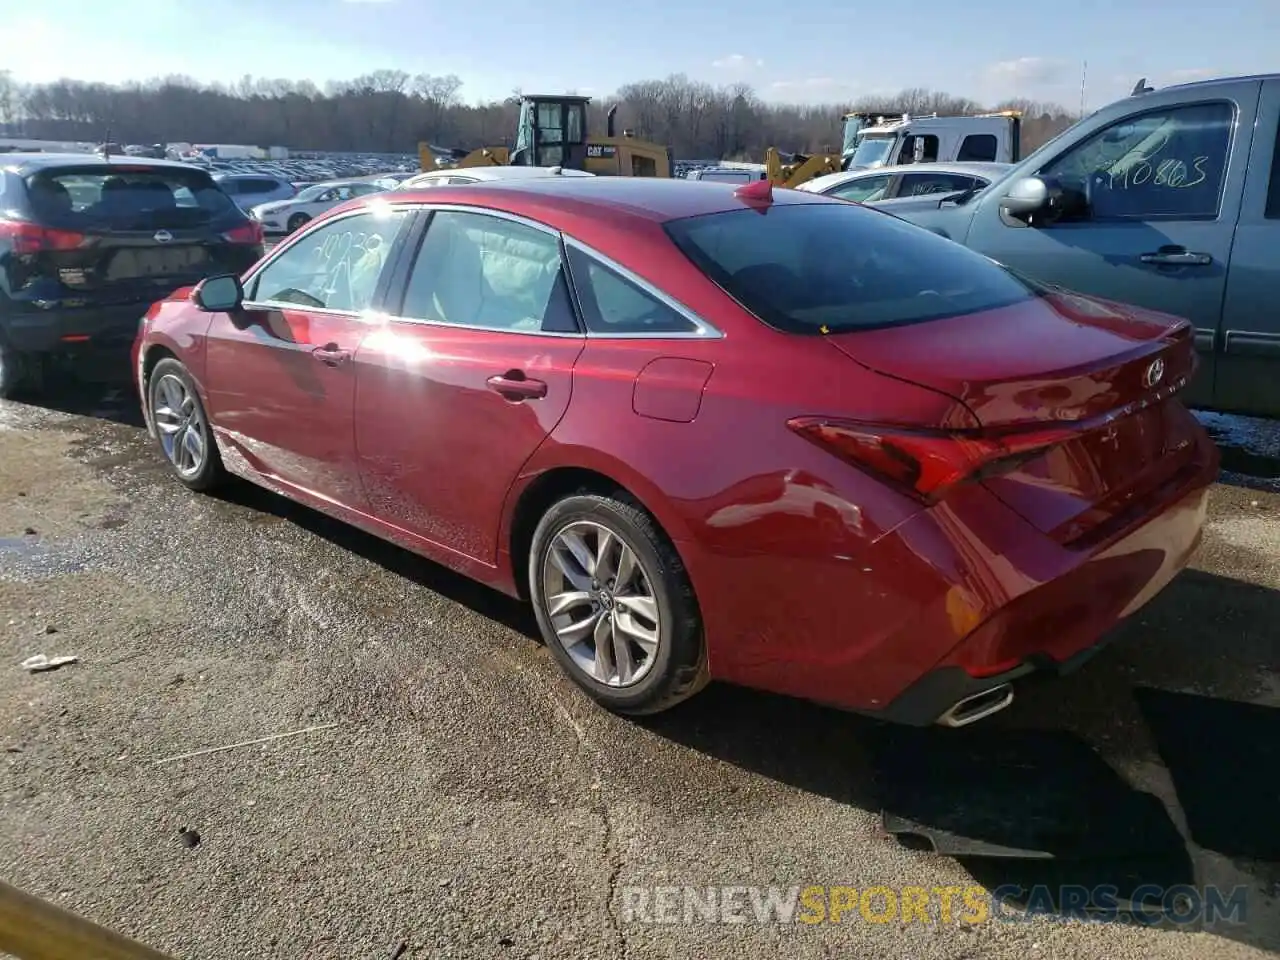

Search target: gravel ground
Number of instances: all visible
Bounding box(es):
[1,382,1278,960]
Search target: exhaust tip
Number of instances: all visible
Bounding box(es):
[936,683,1015,728]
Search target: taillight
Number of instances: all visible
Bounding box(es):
[222,221,264,245]
[0,220,87,254]
[787,417,1066,504]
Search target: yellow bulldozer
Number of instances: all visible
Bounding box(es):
[419,94,674,178]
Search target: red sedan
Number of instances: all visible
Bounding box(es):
[131,177,1218,727]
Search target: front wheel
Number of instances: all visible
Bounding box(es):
[287,213,311,234]
[0,345,33,400]
[147,358,225,492]
[529,492,708,715]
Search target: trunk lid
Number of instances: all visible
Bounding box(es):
[823,291,1196,430]
[824,291,1202,542]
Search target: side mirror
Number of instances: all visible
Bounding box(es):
[192,274,244,312]
[999,176,1088,224]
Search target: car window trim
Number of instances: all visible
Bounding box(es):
[383,202,723,340]
[241,204,414,316]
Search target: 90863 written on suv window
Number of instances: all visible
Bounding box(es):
[664,202,1037,334]
[1038,101,1234,220]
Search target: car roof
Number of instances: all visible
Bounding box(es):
[0,152,206,175]
[797,161,1013,193]
[390,175,832,224]
[411,166,596,181]
[212,171,288,180]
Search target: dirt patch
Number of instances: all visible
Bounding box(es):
[0,429,125,539]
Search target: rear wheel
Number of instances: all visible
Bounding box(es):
[529,492,708,715]
[0,346,37,400]
[287,213,311,234]
[147,358,225,492]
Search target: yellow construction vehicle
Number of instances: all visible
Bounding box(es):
[764,147,844,188]
[419,94,674,177]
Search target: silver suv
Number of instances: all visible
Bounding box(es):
[211,173,296,212]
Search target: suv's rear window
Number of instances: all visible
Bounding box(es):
[24,166,239,231]
[664,202,1037,334]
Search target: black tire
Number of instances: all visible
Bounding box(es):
[146,358,225,492]
[0,344,31,400]
[529,490,708,715]
[287,213,311,234]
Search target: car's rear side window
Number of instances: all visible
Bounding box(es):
[25,166,239,230]
[664,202,1037,334]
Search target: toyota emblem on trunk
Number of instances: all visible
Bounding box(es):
[1143,358,1165,388]
[153,230,173,243]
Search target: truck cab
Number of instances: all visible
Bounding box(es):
[845,113,1022,170]
[892,75,1280,419]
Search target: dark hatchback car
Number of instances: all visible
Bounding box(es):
[0,154,264,398]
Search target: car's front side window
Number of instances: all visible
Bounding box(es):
[828,175,891,202]
[1038,101,1235,220]
[247,209,409,313]
[398,210,578,333]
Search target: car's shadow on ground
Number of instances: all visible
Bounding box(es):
[30,361,144,428]
[640,567,1280,950]
[213,468,1280,949]
[212,478,541,640]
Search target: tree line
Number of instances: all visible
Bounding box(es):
[0,70,1078,161]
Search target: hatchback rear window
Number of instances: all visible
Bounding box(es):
[24,166,239,231]
[663,202,1037,334]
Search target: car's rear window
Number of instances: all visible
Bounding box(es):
[664,202,1038,334]
[24,165,239,231]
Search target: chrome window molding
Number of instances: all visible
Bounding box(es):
[242,200,727,341]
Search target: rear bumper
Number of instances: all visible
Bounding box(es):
[1,303,147,354]
[688,420,1218,724]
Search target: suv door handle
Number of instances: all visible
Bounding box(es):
[486,372,547,401]
[1139,247,1213,266]
[312,343,351,366]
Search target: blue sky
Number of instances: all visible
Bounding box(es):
[6,0,1277,110]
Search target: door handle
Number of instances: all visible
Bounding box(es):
[1139,247,1213,266]
[486,372,547,401]
[312,343,351,366]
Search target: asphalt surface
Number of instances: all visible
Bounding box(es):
[1,372,1279,960]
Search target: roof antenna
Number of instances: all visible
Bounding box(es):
[734,178,773,203]
[548,165,563,176]
[1130,77,1154,95]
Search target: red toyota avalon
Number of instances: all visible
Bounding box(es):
[132,177,1218,727]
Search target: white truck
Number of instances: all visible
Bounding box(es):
[843,112,1023,170]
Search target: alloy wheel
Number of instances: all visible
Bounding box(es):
[151,373,208,479]
[541,520,661,688]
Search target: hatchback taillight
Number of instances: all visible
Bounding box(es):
[222,221,264,245]
[0,220,87,254]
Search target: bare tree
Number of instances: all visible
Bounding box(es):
[8,72,1075,159]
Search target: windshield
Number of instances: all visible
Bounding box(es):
[664,202,1038,334]
[849,135,896,168]
[25,166,239,230]
[841,118,866,156]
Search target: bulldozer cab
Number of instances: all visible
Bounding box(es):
[511,95,590,169]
